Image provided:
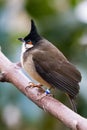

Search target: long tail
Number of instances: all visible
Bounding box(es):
[67,95,77,112]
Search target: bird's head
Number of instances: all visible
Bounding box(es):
[18,20,42,52]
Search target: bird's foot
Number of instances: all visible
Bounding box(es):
[36,89,53,101]
[25,82,43,91]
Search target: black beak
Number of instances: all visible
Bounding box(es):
[18,38,25,42]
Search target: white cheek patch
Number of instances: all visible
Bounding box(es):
[25,44,34,49]
[21,42,34,54]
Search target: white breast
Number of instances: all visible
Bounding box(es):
[21,43,51,89]
[23,55,51,89]
[21,42,34,65]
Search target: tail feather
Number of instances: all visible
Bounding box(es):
[67,94,77,112]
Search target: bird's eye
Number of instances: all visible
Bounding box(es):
[27,41,32,45]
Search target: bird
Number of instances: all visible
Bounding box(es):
[18,19,82,112]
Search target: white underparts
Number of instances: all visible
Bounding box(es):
[21,42,52,89]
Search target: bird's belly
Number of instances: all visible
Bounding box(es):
[22,55,51,89]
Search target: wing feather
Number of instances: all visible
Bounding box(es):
[33,56,81,98]
[32,41,81,98]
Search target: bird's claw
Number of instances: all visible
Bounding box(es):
[36,89,53,101]
[25,82,43,92]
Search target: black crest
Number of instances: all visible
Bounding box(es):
[24,20,42,43]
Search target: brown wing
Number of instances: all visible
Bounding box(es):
[32,41,81,98]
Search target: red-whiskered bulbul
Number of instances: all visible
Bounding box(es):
[18,20,81,112]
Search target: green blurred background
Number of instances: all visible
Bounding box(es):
[0,0,87,130]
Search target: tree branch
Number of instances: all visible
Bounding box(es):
[0,50,87,130]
